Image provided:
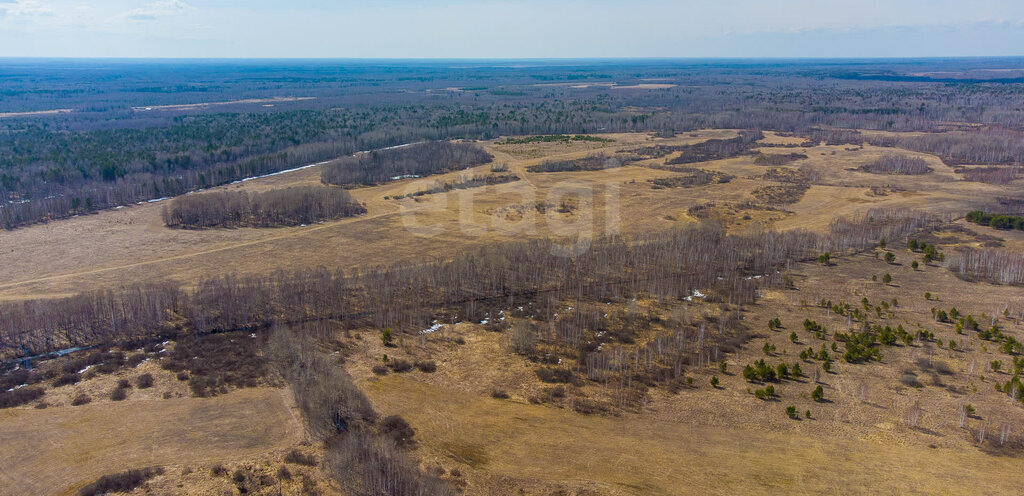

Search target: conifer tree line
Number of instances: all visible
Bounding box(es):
[0,209,938,361]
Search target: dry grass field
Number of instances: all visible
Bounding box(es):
[0,386,304,495]
[0,129,1012,301]
[2,129,1023,495]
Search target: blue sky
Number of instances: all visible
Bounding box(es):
[2,0,1024,58]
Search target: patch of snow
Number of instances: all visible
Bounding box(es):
[7,384,27,392]
[77,365,93,374]
[390,174,421,181]
[479,318,490,325]
[249,333,257,338]
[420,322,444,334]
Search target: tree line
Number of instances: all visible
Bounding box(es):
[860,154,931,175]
[0,209,940,362]
[161,186,365,229]
[320,141,493,187]
[965,210,1024,231]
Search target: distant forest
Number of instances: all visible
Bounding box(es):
[5,59,1024,228]
[162,186,365,229]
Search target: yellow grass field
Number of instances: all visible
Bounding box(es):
[0,387,303,495]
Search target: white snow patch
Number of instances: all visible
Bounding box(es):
[420,322,444,334]
[249,333,257,338]
[77,365,93,374]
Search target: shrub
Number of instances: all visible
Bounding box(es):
[710,376,719,388]
[76,467,164,496]
[387,359,413,373]
[380,415,416,445]
[786,406,798,418]
[0,386,45,409]
[71,393,92,406]
[52,373,81,388]
[381,329,394,347]
[900,373,923,388]
[117,378,132,389]
[535,367,581,385]
[176,371,189,381]
[371,365,389,375]
[414,360,437,373]
[277,465,291,480]
[110,387,128,401]
[885,252,896,264]
[137,373,154,389]
[284,449,318,466]
[491,389,510,399]
[211,464,228,476]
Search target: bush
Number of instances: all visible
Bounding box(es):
[0,386,45,409]
[371,365,389,375]
[76,467,164,496]
[211,464,228,476]
[900,373,923,388]
[414,360,437,373]
[710,376,719,388]
[387,359,413,373]
[117,378,132,389]
[176,371,189,381]
[535,367,581,385]
[380,415,416,445]
[52,373,81,388]
[786,406,798,418]
[71,393,92,406]
[284,449,318,466]
[110,387,128,401]
[491,389,510,399]
[137,373,154,389]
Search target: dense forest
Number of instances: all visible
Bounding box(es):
[320,142,493,187]
[6,59,1024,229]
[161,186,365,229]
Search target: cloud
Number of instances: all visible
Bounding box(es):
[123,0,193,22]
[0,0,56,17]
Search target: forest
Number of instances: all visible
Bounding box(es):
[6,59,1024,229]
[161,186,365,229]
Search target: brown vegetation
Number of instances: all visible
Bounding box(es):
[162,186,365,229]
[321,141,493,186]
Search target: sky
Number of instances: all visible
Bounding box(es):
[2,0,1024,58]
